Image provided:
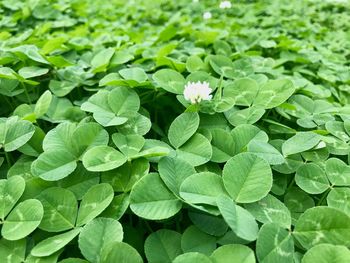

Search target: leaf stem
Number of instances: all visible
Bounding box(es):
[144,221,153,233]
[317,188,330,206]
[4,151,12,167]
[286,177,295,192]
[2,96,14,111]
[21,82,32,104]
[214,73,224,101]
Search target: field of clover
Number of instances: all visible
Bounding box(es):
[1,0,350,262]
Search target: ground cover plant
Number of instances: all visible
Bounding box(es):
[1,0,350,262]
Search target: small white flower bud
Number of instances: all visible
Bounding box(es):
[203,11,212,20]
[219,1,232,9]
[183,81,213,104]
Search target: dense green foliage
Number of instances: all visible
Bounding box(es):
[1,0,350,262]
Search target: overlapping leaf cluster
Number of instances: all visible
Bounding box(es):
[1,0,350,262]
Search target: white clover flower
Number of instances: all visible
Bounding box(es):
[183,81,212,104]
[203,11,212,20]
[219,1,232,9]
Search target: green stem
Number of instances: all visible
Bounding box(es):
[317,188,330,206]
[214,73,224,101]
[21,82,32,104]
[286,177,295,192]
[75,86,81,100]
[2,96,14,111]
[144,221,153,233]
[4,151,12,167]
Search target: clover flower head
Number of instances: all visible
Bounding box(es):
[219,1,232,9]
[183,81,212,104]
[203,11,212,20]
